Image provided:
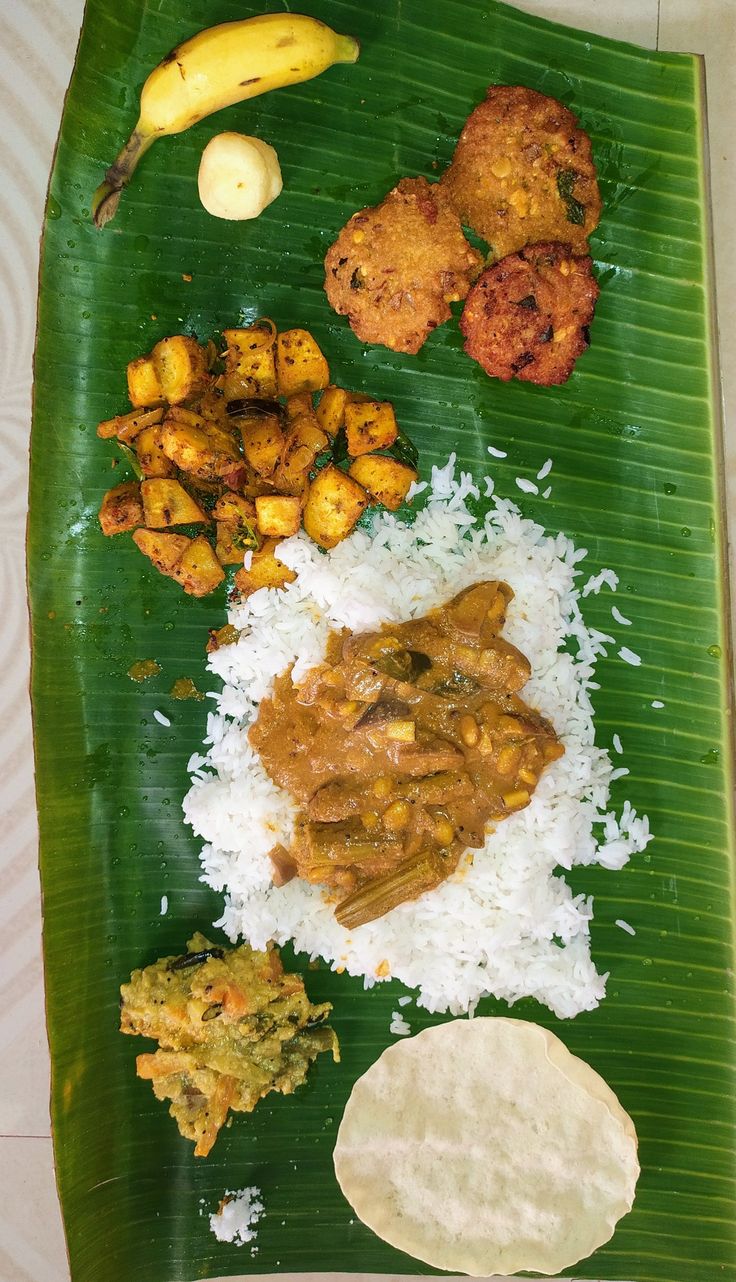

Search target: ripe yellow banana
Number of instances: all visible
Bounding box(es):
[92,12,359,228]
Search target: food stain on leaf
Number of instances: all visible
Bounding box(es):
[170,677,205,701]
[128,659,161,682]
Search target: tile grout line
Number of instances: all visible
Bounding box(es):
[0,1133,52,1141]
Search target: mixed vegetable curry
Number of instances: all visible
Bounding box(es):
[252,580,564,928]
[120,933,339,1157]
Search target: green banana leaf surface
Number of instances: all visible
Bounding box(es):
[30,0,735,1279]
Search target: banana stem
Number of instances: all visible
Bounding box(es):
[92,126,156,229]
[334,34,360,63]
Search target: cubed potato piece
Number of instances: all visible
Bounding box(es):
[97,406,164,441]
[212,493,257,524]
[286,392,313,419]
[316,386,349,438]
[276,329,329,396]
[141,479,208,528]
[172,535,225,597]
[344,400,398,457]
[134,425,176,478]
[215,521,257,565]
[348,455,417,511]
[222,325,278,400]
[239,410,284,478]
[255,495,302,538]
[98,481,144,536]
[303,466,368,549]
[152,335,209,404]
[234,539,296,597]
[274,413,328,494]
[160,408,241,480]
[132,529,190,577]
[127,356,164,408]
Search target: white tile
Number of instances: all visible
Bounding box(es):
[0,1138,69,1282]
[510,0,658,46]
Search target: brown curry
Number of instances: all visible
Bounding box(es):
[251,581,563,929]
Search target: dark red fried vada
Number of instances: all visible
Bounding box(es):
[460,241,599,385]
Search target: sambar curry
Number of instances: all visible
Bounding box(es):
[251,580,564,929]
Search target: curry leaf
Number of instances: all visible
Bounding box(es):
[556,168,586,225]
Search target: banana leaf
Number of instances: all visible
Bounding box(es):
[29,0,735,1280]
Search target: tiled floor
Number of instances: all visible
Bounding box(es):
[2,1,733,1280]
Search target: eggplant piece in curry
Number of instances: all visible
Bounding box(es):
[251,580,564,929]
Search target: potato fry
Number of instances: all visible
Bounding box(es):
[211,493,257,524]
[134,425,175,478]
[234,539,296,597]
[344,400,398,457]
[286,392,313,420]
[127,356,164,409]
[348,455,417,511]
[222,324,278,400]
[215,521,255,565]
[97,406,164,441]
[141,479,208,528]
[172,535,226,596]
[98,481,144,536]
[303,466,368,549]
[152,335,209,404]
[239,410,284,478]
[132,529,190,577]
[213,492,259,565]
[255,495,302,538]
[161,408,241,480]
[276,329,330,396]
[274,413,328,494]
[316,386,349,438]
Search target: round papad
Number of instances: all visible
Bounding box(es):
[333,1017,639,1276]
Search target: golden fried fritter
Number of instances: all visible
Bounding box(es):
[324,177,482,354]
[460,241,599,385]
[440,85,601,261]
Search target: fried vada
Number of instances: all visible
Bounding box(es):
[324,177,481,354]
[460,241,599,385]
[441,85,601,261]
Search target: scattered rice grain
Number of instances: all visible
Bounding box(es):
[611,605,632,627]
[618,646,642,667]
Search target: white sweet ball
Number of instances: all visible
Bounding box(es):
[197,132,283,220]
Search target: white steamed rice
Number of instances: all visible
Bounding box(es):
[183,455,651,1019]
